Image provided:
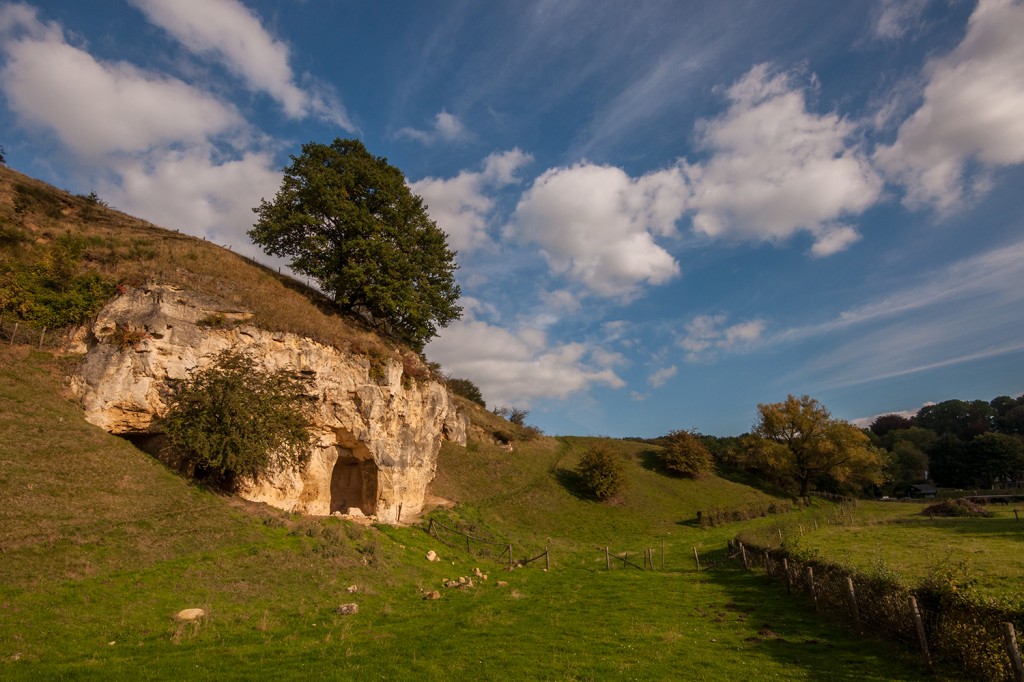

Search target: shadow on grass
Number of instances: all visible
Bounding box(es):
[554,467,599,502]
[699,567,932,681]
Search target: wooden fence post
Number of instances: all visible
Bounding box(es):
[545,542,550,571]
[782,558,792,593]
[777,528,783,545]
[763,550,771,575]
[740,542,749,569]
[427,518,434,536]
[508,544,513,570]
[606,546,611,570]
[692,547,701,572]
[1015,509,1020,522]
[661,540,665,570]
[1005,622,1024,682]
[10,321,17,346]
[806,566,817,611]
[846,576,861,633]
[38,327,46,349]
[910,596,932,668]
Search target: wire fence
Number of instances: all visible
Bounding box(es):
[727,537,1024,681]
[0,314,74,350]
[425,518,549,570]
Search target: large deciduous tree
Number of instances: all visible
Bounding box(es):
[250,138,461,351]
[746,394,884,497]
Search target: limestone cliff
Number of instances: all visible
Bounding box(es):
[70,284,467,523]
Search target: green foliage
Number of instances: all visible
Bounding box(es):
[575,444,626,501]
[250,138,462,351]
[447,376,485,408]
[163,350,314,490]
[660,429,714,478]
[0,235,117,328]
[747,394,885,497]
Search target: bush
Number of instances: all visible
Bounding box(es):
[576,445,626,501]
[660,429,713,478]
[163,350,314,490]
[0,235,116,329]
[447,377,485,408]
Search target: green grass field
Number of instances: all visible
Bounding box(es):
[753,501,1024,600]
[0,346,938,680]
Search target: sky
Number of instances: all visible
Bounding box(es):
[1,0,1023,438]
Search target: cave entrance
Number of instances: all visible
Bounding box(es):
[330,450,377,516]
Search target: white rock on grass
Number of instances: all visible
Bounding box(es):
[175,608,206,621]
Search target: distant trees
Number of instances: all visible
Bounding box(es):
[250,138,461,351]
[744,395,884,497]
[659,429,713,478]
[575,445,626,501]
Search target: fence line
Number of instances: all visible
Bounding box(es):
[0,314,73,350]
[725,537,1024,680]
[425,518,548,570]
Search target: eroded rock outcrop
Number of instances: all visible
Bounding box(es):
[70,284,467,523]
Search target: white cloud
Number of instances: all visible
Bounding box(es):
[810,225,862,257]
[680,314,765,362]
[872,0,929,40]
[107,147,281,248]
[129,0,350,127]
[508,163,686,297]
[411,149,532,252]
[0,5,284,256]
[0,7,242,156]
[874,0,1024,211]
[773,239,1024,391]
[397,109,470,145]
[425,316,625,407]
[686,64,882,255]
[648,365,677,388]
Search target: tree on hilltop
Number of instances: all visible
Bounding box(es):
[250,138,461,351]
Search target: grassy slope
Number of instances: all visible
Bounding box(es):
[745,501,1024,599]
[0,166,937,678]
[0,165,412,364]
[0,347,931,680]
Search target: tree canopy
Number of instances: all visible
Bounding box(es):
[250,138,461,351]
[745,394,884,496]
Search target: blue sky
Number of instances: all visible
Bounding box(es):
[2,0,1023,437]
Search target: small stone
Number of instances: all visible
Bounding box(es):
[346,507,365,518]
[426,550,439,562]
[331,511,343,517]
[423,591,441,600]
[175,608,206,621]
[108,641,116,646]
[346,585,358,593]
[335,603,359,615]
[497,581,508,587]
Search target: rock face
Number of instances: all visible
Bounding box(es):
[70,284,467,523]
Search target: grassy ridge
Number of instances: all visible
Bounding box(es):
[0,347,931,679]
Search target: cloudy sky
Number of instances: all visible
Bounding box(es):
[2,0,1023,437]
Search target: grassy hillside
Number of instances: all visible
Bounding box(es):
[0,346,932,680]
[0,164,417,367]
[0,167,935,678]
